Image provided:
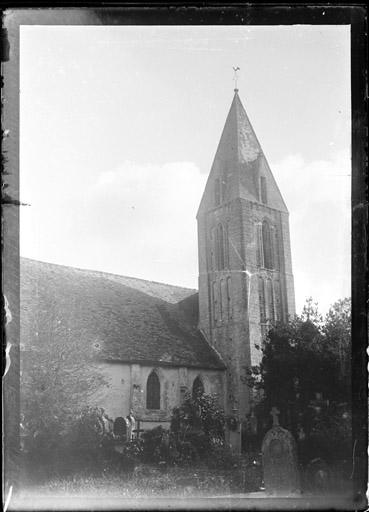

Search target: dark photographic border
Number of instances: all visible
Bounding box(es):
[2,4,367,510]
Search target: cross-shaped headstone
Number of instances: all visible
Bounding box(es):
[270,406,280,427]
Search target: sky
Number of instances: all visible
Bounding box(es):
[20,25,351,314]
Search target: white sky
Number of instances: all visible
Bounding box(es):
[20,25,351,314]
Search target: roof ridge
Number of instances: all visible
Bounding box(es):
[20,256,197,292]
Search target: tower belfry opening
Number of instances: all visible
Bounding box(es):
[197,87,295,452]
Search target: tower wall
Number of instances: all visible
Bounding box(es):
[196,91,295,452]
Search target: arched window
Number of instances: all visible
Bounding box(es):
[262,220,273,269]
[214,178,220,206]
[192,376,204,398]
[217,224,225,270]
[146,371,160,410]
[273,229,280,270]
[212,281,218,324]
[210,227,216,270]
[221,173,227,201]
[221,279,227,321]
[219,280,223,321]
[274,280,281,321]
[227,277,232,319]
[224,223,230,268]
[260,176,267,204]
[258,276,266,324]
[266,279,275,323]
[113,417,127,439]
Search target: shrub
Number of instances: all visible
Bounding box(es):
[205,443,240,470]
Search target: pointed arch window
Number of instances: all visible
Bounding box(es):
[260,176,267,204]
[212,281,218,324]
[258,276,266,324]
[217,224,225,270]
[262,220,273,269]
[210,227,216,271]
[192,376,204,398]
[273,229,280,270]
[219,280,223,321]
[224,223,230,268]
[266,279,275,323]
[214,178,221,206]
[113,417,127,440]
[221,173,227,202]
[227,277,232,319]
[146,371,160,410]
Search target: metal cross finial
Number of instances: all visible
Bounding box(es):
[270,406,280,427]
[233,66,240,91]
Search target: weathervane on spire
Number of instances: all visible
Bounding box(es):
[233,66,240,91]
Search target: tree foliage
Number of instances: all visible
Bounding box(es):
[20,310,107,474]
[247,297,351,462]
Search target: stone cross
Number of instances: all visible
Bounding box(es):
[270,407,280,427]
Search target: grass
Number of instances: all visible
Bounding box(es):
[17,463,261,499]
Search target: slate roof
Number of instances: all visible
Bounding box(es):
[198,90,288,215]
[20,258,225,370]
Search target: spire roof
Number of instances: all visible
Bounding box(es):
[197,90,288,215]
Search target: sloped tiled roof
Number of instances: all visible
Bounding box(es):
[198,90,288,215]
[20,258,225,370]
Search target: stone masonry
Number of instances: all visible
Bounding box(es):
[197,90,295,451]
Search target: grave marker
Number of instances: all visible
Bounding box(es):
[261,407,300,495]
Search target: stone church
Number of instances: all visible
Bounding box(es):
[20,89,295,452]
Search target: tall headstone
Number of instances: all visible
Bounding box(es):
[261,407,300,495]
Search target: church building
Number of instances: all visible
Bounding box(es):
[20,88,295,452]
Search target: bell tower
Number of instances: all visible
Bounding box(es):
[197,88,295,451]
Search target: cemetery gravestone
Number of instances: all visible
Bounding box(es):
[261,407,300,495]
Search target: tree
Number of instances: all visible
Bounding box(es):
[247,298,351,463]
[170,392,226,462]
[20,308,106,475]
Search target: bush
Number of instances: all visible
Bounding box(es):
[137,392,228,468]
[205,443,240,470]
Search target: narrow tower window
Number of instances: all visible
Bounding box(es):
[212,281,218,324]
[266,279,275,323]
[214,178,220,206]
[210,227,216,270]
[258,276,266,323]
[219,280,223,321]
[262,220,273,269]
[146,371,160,410]
[224,223,230,269]
[260,176,267,204]
[217,224,225,270]
[273,229,280,270]
[221,173,227,201]
[227,277,232,319]
[274,280,281,322]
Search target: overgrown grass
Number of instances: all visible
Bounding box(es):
[18,463,262,499]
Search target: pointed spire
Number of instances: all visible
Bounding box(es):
[197,90,288,216]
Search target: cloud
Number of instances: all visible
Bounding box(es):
[272,149,351,313]
[69,161,207,287]
[20,153,350,314]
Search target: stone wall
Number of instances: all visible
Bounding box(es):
[90,362,225,429]
[197,196,296,445]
